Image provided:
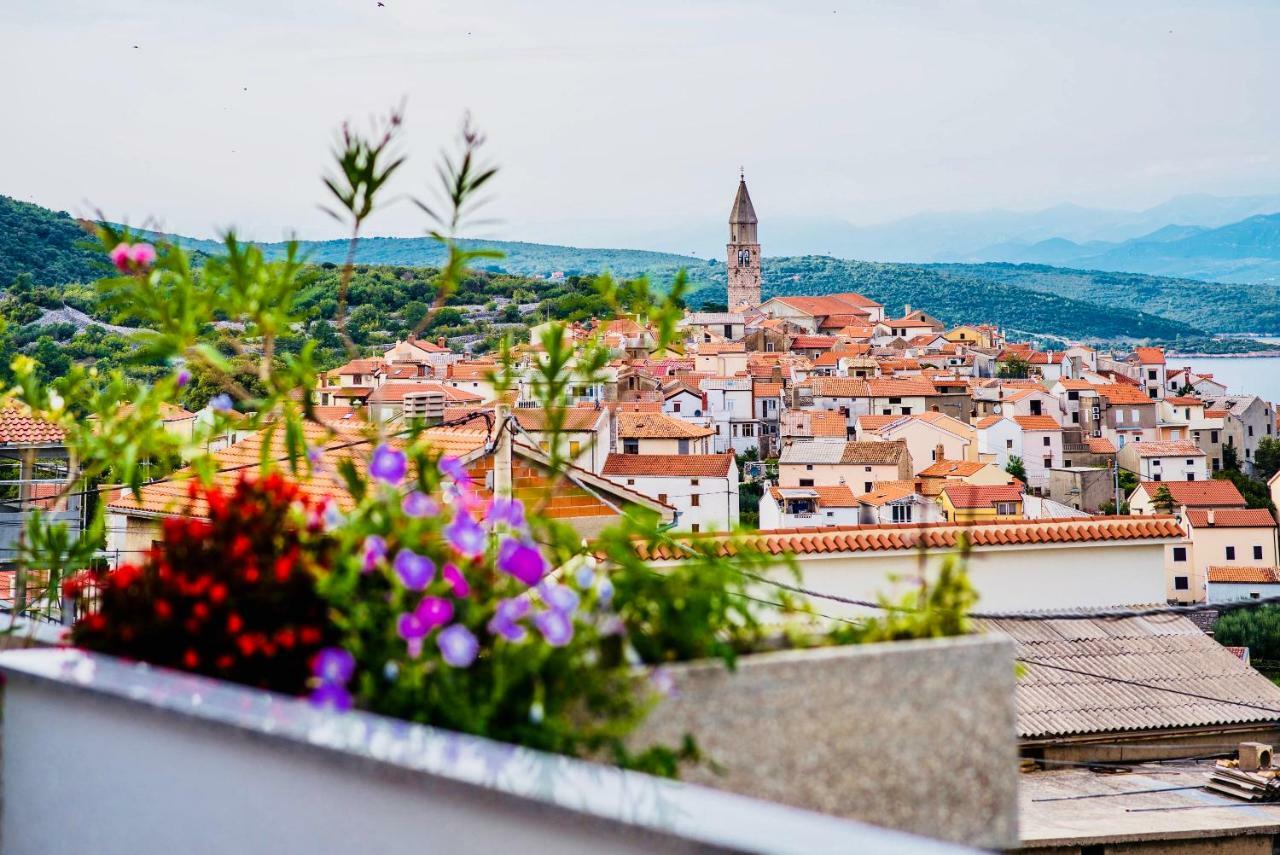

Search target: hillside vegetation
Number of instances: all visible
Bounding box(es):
[0,196,109,285]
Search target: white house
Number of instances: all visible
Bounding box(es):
[759,485,863,530]
[1207,567,1280,604]
[1117,440,1207,483]
[700,378,759,455]
[601,453,739,533]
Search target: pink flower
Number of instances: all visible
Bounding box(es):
[129,242,157,267]
[416,596,454,630]
[109,243,133,273]
[443,563,471,598]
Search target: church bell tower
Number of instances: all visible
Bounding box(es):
[726,171,761,309]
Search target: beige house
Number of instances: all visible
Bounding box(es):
[514,407,612,474]
[869,412,977,475]
[1166,508,1279,604]
[777,439,912,492]
[615,411,712,455]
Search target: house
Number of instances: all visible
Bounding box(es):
[1166,366,1228,398]
[917,459,1017,494]
[777,439,913,491]
[365,382,484,423]
[978,611,1280,763]
[1117,439,1207,483]
[513,407,612,474]
[759,484,862,529]
[779,409,848,443]
[976,415,1062,491]
[683,312,745,343]
[1001,387,1063,424]
[661,381,706,421]
[443,361,500,402]
[700,378,758,455]
[869,412,977,475]
[752,381,784,456]
[615,411,713,455]
[383,335,459,377]
[1131,346,1167,400]
[1201,394,1276,476]
[757,293,886,332]
[1166,508,1280,603]
[1092,383,1158,446]
[939,483,1025,522]
[1207,566,1280,604]
[600,453,738,533]
[853,480,943,526]
[643,517,1181,615]
[1158,395,1226,472]
[1129,478,1245,518]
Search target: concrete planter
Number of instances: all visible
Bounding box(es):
[0,648,973,855]
[634,634,1020,849]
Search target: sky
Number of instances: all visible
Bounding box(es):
[4,0,1279,253]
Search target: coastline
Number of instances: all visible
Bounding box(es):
[1166,351,1280,359]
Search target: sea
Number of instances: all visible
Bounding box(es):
[1171,345,1280,403]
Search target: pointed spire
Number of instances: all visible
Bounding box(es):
[729,174,758,225]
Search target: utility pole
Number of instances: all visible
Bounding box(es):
[1112,458,1121,514]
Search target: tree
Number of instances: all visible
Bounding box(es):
[996,355,1031,379]
[1255,437,1280,482]
[1214,606,1280,661]
[1005,455,1026,481]
[1151,484,1176,514]
[1223,442,1241,473]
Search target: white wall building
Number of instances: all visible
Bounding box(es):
[601,453,739,533]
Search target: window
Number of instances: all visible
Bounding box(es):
[806,464,814,470]
[891,504,913,523]
[1211,430,1220,443]
[1185,459,1194,466]
[1174,576,1189,590]
[657,493,667,505]
[889,397,902,404]
[1153,474,1161,482]
[799,479,814,487]
[1152,459,1160,467]
[1148,369,1157,380]
[900,407,912,415]
[626,479,635,486]
[1064,459,1072,467]
[1226,546,1236,561]
[569,441,581,457]
[741,424,755,437]
[1172,546,1187,562]
[882,408,892,415]
[1043,436,1051,446]
[865,466,872,472]
[690,479,700,486]
[690,523,700,533]
[996,502,1016,515]
[1249,425,1255,437]
[1068,391,1079,401]
[863,481,873,492]
[673,402,681,413]
[1187,473,1195,481]
[1255,545,1264,560]
[1006,439,1014,450]
[677,439,689,454]
[690,494,700,507]
[1043,457,1052,469]
[1130,408,1140,422]
[623,439,639,454]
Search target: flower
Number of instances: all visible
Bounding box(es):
[415,596,454,630]
[574,564,596,589]
[312,647,355,684]
[485,496,525,530]
[487,597,529,642]
[361,535,387,573]
[442,563,471,598]
[393,548,435,591]
[175,369,191,388]
[209,393,234,413]
[597,577,614,607]
[108,243,133,273]
[438,455,471,484]
[538,582,579,615]
[396,612,428,658]
[309,683,353,712]
[306,445,324,470]
[650,666,677,698]
[445,511,486,559]
[129,242,157,267]
[401,490,438,518]
[496,537,546,586]
[369,444,407,485]
[437,624,479,668]
[533,609,573,647]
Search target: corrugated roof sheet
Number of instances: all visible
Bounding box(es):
[978,611,1280,739]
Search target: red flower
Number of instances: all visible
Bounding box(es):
[183,650,199,669]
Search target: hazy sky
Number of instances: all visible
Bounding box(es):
[4,0,1279,250]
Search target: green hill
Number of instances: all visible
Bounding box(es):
[0,196,109,285]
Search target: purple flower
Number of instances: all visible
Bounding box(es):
[438,624,479,668]
[401,490,438,518]
[485,497,525,530]
[397,611,428,657]
[497,537,546,586]
[175,369,191,388]
[306,445,324,468]
[209,393,234,413]
[539,582,579,615]
[312,647,355,684]
[445,511,486,559]
[393,548,436,591]
[370,444,407,485]
[650,667,677,698]
[533,609,574,647]
[487,598,530,642]
[309,683,353,712]
[416,596,454,630]
[443,563,471,598]
[574,564,596,589]
[597,577,614,607]
[361,535,387,573]
[439,455,471,484]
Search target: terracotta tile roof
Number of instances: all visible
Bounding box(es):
[366,383,484,405]
[1208,566,1280,583]
[752,381,784,399]
[855,481,920,507]
[855,415,898,434]
[310,406,370,431]
[1136,478,1244,508]
[1094,384,1153,405]
[768,293,880,317]
[0,406,66,446]
[768,484,859,508]
[446,362,495,381]
[974,415,1007,430]
[513,408,606,431]
[977,611,1280,738]
[1166,396,1203,406]
[1134,347,1166,365]
[401,338,450,354]
[941,483,1025,509]
[601,453,733,478]
[809,377,871,398]
[866,377,937,397]
[1056,379,1094,391]
[1126,440,1204,457]
[779,439,909,466]
[790,335,837,349]
[334,358,385,375]
[616,411,713,439]
[1187,508,1277,529]
[1012,415,1062,432]
[639,516,1184,561]
[918,460,989,478]
[880,411,975,439]
[117,402,197,423]
[780,410,847,438]
[1085,436,1117,454]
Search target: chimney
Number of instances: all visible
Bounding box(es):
[904,304,911,316]
[407,331,416,342]
[935,443,945,463]
[437,336,447,349]
[1207,509,1216,526]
